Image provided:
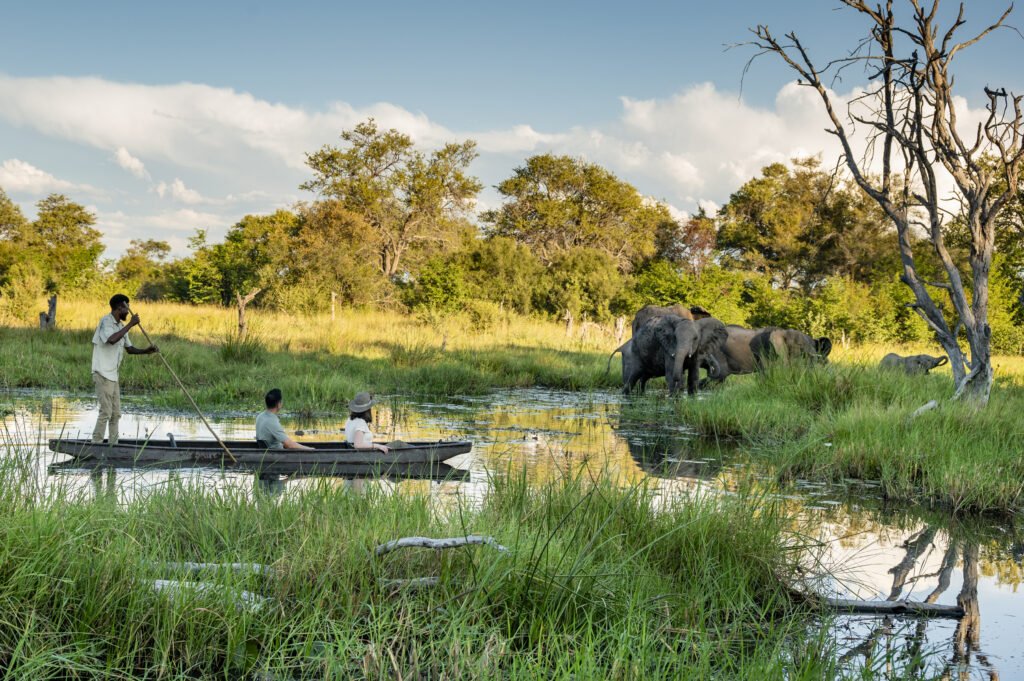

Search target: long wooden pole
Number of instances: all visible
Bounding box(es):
[127,307,237,463]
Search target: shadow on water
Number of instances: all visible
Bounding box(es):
[4,386,1024,678]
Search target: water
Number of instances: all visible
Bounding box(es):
[2,387,1022,678]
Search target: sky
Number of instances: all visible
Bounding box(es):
[1,0,1021,257]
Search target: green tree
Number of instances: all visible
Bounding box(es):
[0,188,28,286]
[481,154,677,272]
[211,210,298,305]
[301,119,481,278]
[16,194,103,291]
[455,236,544,314]
[717,158,895,290]
[115,239,172,299]
[535,247,624,321]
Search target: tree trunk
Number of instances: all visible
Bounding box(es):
[38,294,57,330]
[331,291,337,321]
[236,288,260,340]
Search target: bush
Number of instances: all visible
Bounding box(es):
[0,262,46,325]
[408,258,468,314]
[536,248,624,322]
[463,299,502,332]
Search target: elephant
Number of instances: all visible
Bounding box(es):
[631,303,712,336]
[879,353,948,375]
[607,315,728,395]
[701,325,833,386]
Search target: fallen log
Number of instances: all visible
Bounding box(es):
[820,596,964,618]
[374,535,509,557]
[145,561,275,578]
[144,579,269,611]
[379,576,441,591]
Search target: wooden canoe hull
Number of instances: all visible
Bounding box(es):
[48,438,472,470]
[48,458,470,480]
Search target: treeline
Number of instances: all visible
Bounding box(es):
[1,119,1023,352]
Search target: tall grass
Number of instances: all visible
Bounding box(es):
[0,300,621,411]
[0,445,899,680]
[628,356,1024,513]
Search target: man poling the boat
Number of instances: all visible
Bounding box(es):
[345,392,389,453]
[91,294,159,445]
[256,388,314,450]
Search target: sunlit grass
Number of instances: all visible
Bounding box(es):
[0,446,879,680]
[626,357,1024,513]
[0,299,622,411]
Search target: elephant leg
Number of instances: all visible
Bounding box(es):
[639,376,649,394]
[686,354,700,395]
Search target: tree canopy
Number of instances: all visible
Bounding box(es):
[481,153,678,272]
[301,119,481,278]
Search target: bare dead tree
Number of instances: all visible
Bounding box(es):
[749,1,1024,406]
[236,288,261,340]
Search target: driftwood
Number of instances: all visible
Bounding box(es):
[39,294,56,330]
[374,535,509,557]
[145,561,275,578]
[144,579,269,611]
[908,400,940,422]
[820,596,964,619]
[379,577,441,591]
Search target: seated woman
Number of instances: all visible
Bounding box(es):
[345,392,389,453]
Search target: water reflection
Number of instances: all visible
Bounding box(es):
[2,388,1023,678]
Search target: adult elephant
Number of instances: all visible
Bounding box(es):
[631,304,712,336]
[702,325,833,385]
[608,315,728,395]
[879,353,948,375]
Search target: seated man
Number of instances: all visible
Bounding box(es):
[255,388,314,450]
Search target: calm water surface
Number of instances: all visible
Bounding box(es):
[2,387,1022,679]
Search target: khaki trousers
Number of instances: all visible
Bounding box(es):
[91,372,121,444]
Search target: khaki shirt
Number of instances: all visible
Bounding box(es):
[91,314,134,382]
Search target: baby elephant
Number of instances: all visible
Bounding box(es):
[879,353,948,375]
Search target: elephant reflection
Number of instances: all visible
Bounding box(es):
[617,426,724,482]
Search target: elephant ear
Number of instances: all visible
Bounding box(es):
[750,329,775,368]
[689,305,712,320]
[816,337,833,357]
[697,318,728,353]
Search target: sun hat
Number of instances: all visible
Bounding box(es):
[348,392,376,412]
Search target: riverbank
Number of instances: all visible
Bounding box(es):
[624,358,1024,514]
[0,301,621,413]
[0,449,863,680]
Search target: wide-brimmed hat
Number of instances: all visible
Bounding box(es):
[348,392,376,412]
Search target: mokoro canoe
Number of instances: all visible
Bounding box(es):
[47,458,470,481]
[48,437,472,473]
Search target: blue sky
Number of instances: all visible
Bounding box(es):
[1,1,1020,256]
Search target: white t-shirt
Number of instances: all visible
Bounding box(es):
[345,418,373,445]
[92,313,134,382]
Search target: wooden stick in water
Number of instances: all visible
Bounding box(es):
[127,306,237,463]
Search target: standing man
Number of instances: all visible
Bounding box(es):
[255,388,314,450]
[91,294,158,445]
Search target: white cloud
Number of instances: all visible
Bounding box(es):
[155,178,208,204]
[0,73,998,238]
[112,146,149,179]
[0,158,101,196]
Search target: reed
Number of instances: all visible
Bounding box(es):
[0,446,885,680]
[626,353,1024,513]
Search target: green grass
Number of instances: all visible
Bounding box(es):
[625,359,1024,513]
[0,300,621,412]
[0,448,880,680]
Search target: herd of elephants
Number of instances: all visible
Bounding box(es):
[606,304,950,396]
